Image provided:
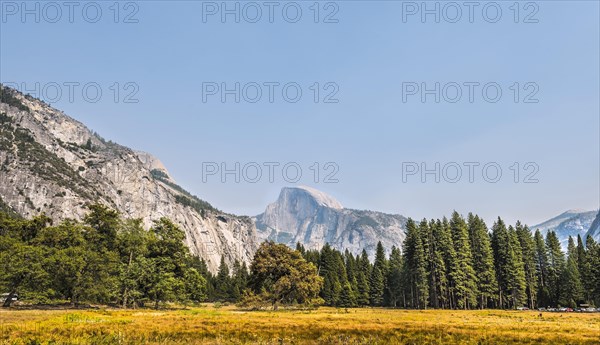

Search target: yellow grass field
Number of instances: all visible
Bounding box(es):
[1,306,599,344]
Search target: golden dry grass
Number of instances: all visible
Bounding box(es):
[1,306,599,344]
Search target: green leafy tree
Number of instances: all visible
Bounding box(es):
[249,242,323,308]
[143,218,196,308]
[0,237,47,306]
[0,214,50,306]
[117,219,150,308]
[37,220,117,306]
[83,203,120,251]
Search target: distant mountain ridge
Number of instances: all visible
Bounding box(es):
[531,209,598,248]
[0,85,258,273]
[254,186,407,257]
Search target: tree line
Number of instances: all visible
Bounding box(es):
[283,212,599,309]
[0,205,208,308]
[2,207,599,310]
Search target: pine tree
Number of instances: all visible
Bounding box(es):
[340,281,356,307]
[386,246,403,307]
[515,222,538,309]
[545,231,566,306]
[402,218,428,309]
[371,241,388,306]
[215,256,231,301]
[576,235,591,303]
[356,270,370,306]
[429,219,449,309]
[369,266,385,306]
[418,219,432,308]
[449,212,478,309]
[585,236,600,306]
[319,244,344,306]
[467,214,498,308]
[559,237,583,308]
[507,226,527,308]
[374,241,388,274]
[344,250,359,304]
[231,259,249,301]
[492,219,526,309]
[438,217,456,309]
[534,229,551,307]
[356,250,371,306]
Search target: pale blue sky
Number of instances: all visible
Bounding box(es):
[1,1,598,225]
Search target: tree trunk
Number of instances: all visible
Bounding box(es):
[122,251,133,308]
[2,290,16,307]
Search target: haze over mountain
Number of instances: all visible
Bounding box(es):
[0,86,258,272]
[253,186,407,257]
[531,209,598,248]
[2,84,598,270]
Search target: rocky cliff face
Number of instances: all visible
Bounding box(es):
[0,86,258,272]
[531,210,598,248]
[586,211,600,243]
[254,186,407,257]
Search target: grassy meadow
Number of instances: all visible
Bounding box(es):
[1,306,599,344]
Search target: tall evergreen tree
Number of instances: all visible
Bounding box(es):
[344,250,359,303]
[428,219,449,309]
[515,222,538,309]
[214,256,231,301]
[467,214,498,308]
[507,225,527,308]
[449,212,478,309]
[369,266,385,306]
[545,231,566,306]
[559,237,583,307]
[585,236,600,306]
[576,235,591,303]
[356,250,371,306]
[439,217,456,308]
[492,219,526,308]
[402,219,428,309]
[533,229,551,307]
[386,246,403,307]
[370,241,388,306]
[319,244,348,306]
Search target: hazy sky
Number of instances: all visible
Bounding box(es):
[1,1,598,226]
